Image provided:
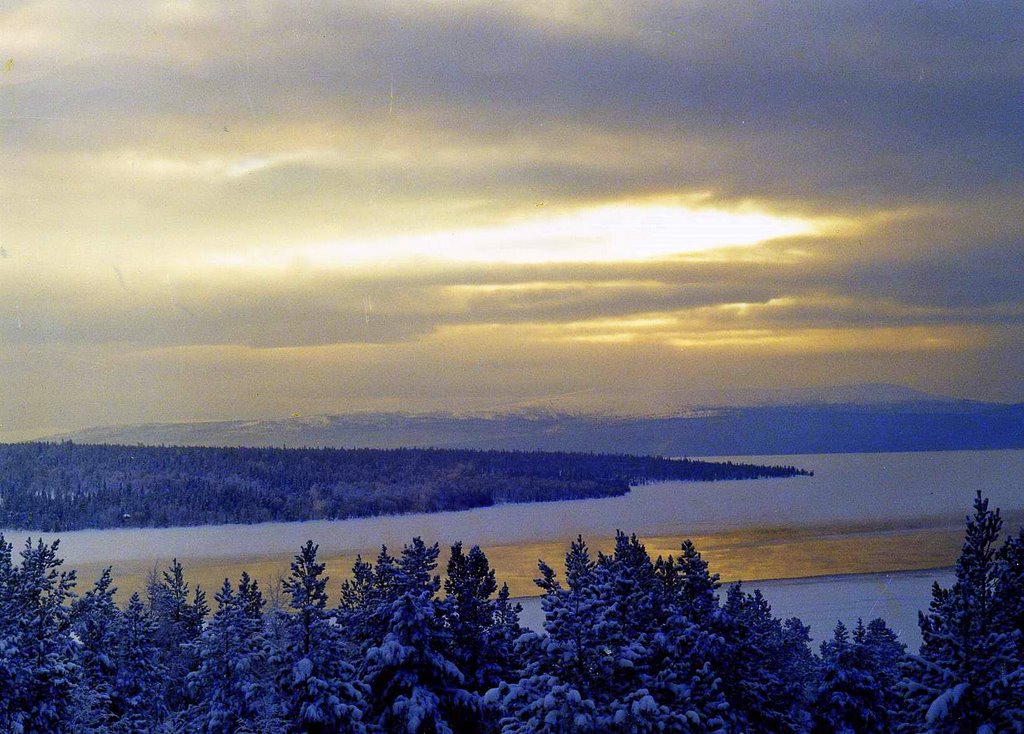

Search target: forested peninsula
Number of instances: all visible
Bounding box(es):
[0,442,808,532]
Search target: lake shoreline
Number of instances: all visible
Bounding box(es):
[3,449,1019,607]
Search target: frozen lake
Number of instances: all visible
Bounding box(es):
[2,449,1021,566]
[3,449,1017,649]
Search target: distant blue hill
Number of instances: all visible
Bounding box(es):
[50,390,1024,457]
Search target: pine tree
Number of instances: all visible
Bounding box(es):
[489,537,604,733]
[719,584,812,733]
[187,577,269,733]
[674,539,722,624]
[493,533,729,733]
[442,543,523,730]
[858,616,909,724]
[70,568,122,732]
[488,583,525,683]
[363,589,469,734]
[862,617,907,675]
[148,558,209,713]
[902,491,1023,732]
[275,541,367,734]
[0,537,80,734]
[811,620,889,733]
[444,544,521,690]
[996,527,1024,665]
[112,593,167,733]
[397,537,442,597]
[337,546,400,655]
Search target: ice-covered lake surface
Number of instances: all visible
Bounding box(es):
[3,449,1021,566]
[516,567,956,651]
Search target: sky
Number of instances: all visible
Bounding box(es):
[1,1,1023,439]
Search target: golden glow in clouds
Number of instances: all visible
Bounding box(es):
[207,201,823,269]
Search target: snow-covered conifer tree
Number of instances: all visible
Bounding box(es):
[673,539,722,624]
[996,527,1024,665]
[187,577,270,733]
[0,537,79,734]
[444,543,521,691]
[363,588,468,733]
[489,536,604,733]
[70,568,122,732]
[337,546,401,655]
[442,543,523,730]
[902,492,1024,732]
[811,620,889,733]
[494,533,730,733]
[112,592,168,733]
[274,540,367,734]
[718,584,812,733]
[397,536,442,597]
[148,558,209,712]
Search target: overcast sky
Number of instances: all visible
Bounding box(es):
[2,1,1022,438]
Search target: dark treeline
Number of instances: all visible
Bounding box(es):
[1,493,1022,733]
[0,442,808,532]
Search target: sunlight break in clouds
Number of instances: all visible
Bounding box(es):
[2,0,1023,438]
[205,200,825,269]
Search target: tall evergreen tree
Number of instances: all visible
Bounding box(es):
[444,543,522,692]
[719,584,812,733]
[337,546,400,655]
[0,537,79,734]
[397,537,443,597]
[490,537,604,733]
[903,492,1024,732]
[493,533,729,733]
[147,558,209,713]
[996,527,1024,664]
[673,539,722,624]
[275,541,367,734]
[111,593,167,733]
[363,589,468,734]
[70,568,122,732]
[187,577,269,734]
[811,620,889,733]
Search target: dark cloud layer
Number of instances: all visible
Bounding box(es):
[1,1,1023,436]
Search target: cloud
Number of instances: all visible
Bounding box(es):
[2,0,1023,435]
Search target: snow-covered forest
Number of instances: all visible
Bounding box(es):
[0,442,807,532]
[1,492,1021,733]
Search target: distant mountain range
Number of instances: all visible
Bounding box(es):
[42,384,1024,456]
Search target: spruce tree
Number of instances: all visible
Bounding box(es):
[187,577,269,733]
[363,589,468,734]
[490,537,604,732]
[719,584,812,733]
[148,558,209,713]
[397,537,442,597]
[275,540,367,734]
[112,593,167,733]
[674,539,722,624]
[996,527,1024,665]
[811,620,889,733]
[443,543,522,730]
[444,543,522,692]
[0,538,80,734]
[493,533,729,733]
[337,546,400,655]
[70,568,122,732]
[903,492,1024,732]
